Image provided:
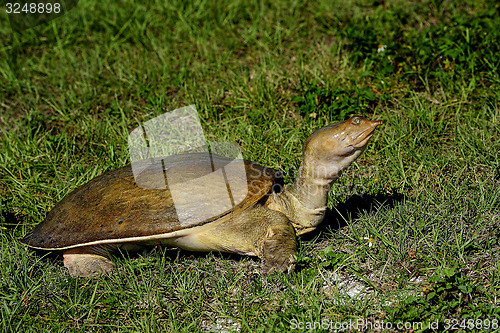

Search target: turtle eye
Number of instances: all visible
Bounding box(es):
[352,117,361,125]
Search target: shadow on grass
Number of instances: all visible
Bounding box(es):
[0,210,27,230]
[301,192,407,242]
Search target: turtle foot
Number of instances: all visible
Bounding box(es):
[262,251,296,274]
[63,252,114,278]
[261,224,297,274]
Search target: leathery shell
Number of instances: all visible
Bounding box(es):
[22,153,281,250]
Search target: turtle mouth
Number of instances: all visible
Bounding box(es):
[350,121,382,148]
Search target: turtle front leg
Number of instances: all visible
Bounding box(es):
[259,213,297,274]
[63,246,115,278]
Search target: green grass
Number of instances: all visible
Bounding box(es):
[1,0,499,331]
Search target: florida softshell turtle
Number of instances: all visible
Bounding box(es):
[22,115,382,277]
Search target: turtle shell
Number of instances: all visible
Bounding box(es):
[22,153,281,250]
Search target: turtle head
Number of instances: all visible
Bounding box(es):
[302,115,382,181]
[267,115,382,235]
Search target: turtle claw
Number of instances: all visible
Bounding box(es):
[262,253,296,274]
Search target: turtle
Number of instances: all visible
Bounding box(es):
[22,115,382,277]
